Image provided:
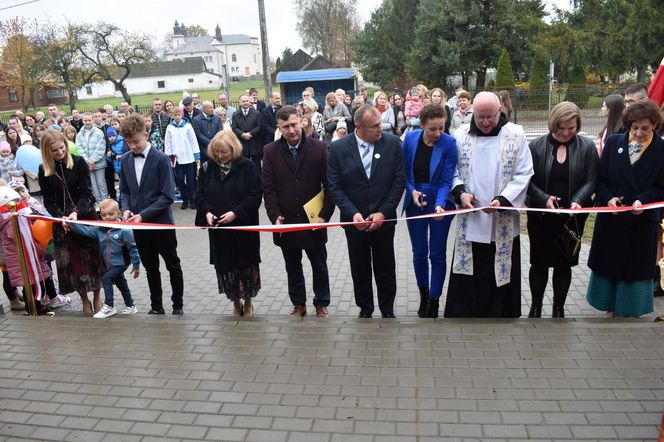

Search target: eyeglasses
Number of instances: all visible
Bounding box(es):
[474,113,500,122]
[625,97,647,105]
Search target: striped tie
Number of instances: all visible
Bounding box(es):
[361,143,371,178]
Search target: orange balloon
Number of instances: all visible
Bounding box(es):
[31,220,53,249]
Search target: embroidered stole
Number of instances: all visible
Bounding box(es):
[452,130,522,286]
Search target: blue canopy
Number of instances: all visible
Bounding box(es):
[276,68,356,83]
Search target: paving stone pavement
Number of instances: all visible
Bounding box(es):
[1,203,664,441]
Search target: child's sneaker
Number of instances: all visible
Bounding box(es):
[93,305,117,319]
[49,294,71,309]
[119,305,137,315]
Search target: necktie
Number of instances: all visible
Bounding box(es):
[132,152,145,158]
[361,143,371,178]
[290,147,298,167]
[244,110,248,117]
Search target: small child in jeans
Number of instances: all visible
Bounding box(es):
[68,198,140,318]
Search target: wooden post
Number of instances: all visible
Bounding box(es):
[8,201,37,316]
[257,0,272,99]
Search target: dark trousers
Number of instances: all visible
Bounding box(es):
[105,159,117,199]
[173,162,197,204]
[133,229,184,311]
[344,223,397,315]
[102,265,134,308]
[2,270,17,301]
[250,154,262,174]
[281,245,330,307]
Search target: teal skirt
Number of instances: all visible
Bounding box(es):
[586,272,653,317]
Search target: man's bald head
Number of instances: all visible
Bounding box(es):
[473,91,502,134]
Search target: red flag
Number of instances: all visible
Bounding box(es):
[649,56,664,106]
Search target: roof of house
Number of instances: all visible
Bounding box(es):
[276,68,357,83]
[112,57,222,79]
[165,34,256,55]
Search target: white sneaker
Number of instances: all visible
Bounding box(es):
[93,305,117,319]
[119,305,137,315]
[49,294,71,309]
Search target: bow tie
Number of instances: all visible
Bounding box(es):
[132,152,145,158]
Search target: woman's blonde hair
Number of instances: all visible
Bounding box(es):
[547,101,582,133]
[40,129,73,176]
[208,130,243,162]
[373,91,387,104]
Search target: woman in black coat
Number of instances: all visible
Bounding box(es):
[38,129,103,314]
[527,102,599,318]
[587,100,664,318]
[195,130,262,317]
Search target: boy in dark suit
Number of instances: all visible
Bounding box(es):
[119,114,185,315]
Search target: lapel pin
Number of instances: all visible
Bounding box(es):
[374,153,381,159]
[618,148,623,154]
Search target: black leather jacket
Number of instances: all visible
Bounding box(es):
[527,134,599,208]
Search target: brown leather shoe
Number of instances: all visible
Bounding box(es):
[290,305,306,318]
[315,306,329,318]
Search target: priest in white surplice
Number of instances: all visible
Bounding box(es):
[444,92,534,318]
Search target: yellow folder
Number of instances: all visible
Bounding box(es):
[303,190,324,223]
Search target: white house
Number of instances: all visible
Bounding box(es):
[77,57,223,100]
[164,22,262,81]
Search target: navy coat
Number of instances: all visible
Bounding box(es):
[119,146,175,224]
[588,133,664,281]
[327,132,406,230]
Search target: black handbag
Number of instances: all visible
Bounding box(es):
[554,215,581,263]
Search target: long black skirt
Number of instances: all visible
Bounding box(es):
[527,213,587,268]
[444,237,521,318]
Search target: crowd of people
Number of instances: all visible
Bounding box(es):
[1,81,663,322]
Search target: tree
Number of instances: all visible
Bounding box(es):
[543,0,664,83]
[281,47,293,63]
[275,57,281,70]
[0,17,52,110]
[564,64,589,108]
[186,25,208,37]
[495,49,515,89]
[528,52,549,109]
[34,21,95,111]
[352,0,420,89]
[407,0,544,90]
[75,22,155,104]
[295,0,361,63]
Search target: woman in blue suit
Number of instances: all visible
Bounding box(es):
[403,104,458,318]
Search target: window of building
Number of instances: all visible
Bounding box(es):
[157,81,165,88]
[232,54,237,62]
[244,67,250,76]
[85,86,93,96]
[8,90,18,102]
[209,68,215,73]
[46,89,66,98]
[188,78,194,83]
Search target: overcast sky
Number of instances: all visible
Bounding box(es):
[4,0,569,58]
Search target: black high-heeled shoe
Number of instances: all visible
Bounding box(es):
[418,287,429,318]
[528,305,542,318]
[552,305,565,318]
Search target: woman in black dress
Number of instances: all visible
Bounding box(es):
[195,130,262,317]
[38,129,103,314]
[527,102,600,318]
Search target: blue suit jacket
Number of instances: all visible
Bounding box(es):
[402,129,458,213]
[119,146,175,224]
[327,132,406,224]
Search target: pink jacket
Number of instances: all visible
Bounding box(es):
[0,217,51,286]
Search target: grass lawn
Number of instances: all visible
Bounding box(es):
[1,79,272,119]
[74,79,271,111]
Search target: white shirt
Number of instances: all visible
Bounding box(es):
[354,132,374,159]
[134,144,151,185]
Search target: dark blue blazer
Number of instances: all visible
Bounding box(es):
[402,129,458,213]
[327,132,406,224]
[119,146,175,224]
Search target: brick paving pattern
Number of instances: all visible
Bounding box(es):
[1,205,663,441]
